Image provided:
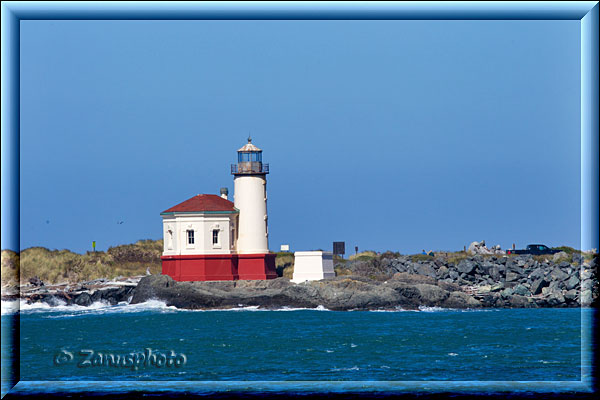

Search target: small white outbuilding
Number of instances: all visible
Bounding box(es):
[291,251,335,283]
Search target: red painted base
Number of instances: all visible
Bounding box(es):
[161,253,276,282]
[238,253,277,280]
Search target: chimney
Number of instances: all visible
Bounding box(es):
[220,187,229,200]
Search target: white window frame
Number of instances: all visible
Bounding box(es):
[212,228,221,249]
[186,229,195,247]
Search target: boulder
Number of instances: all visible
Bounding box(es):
[550,268,568,283]
[442,291,480,308]
[505,271,519,282]
[558,261,571,269]
[490,283,504,292]
[509,295,531,308]
[513,284,531,297]
[565,275,580,291]
[581,269,592,281]
[530,278,549,295]
[29,276,44,287]
[564,289,578,302]
[436,265,449,279]
[73,292,92,306]
[130,274,175,304]
[581,289,592,307]
[581,279,593,291]
[552,251,568,262]
[489,266,502,281]
[457,260,476,274]
[415,263,437,278]
[528,267,545,281]
[547,291,566,307]
[414,284,449,305]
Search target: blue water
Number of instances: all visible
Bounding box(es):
[5,301,588,387]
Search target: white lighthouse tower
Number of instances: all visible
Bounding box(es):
[232,137,269,253]
[231,137,276,279]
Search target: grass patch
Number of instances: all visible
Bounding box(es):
[551,246,582,255]
[16,239,163,284]
[533,254,554,263]
[334,265,353,277]
[380,251,402,259]
[1,249,19,287]
[349,251,378,261]
[275,253,294,279]
[410,254,434,262]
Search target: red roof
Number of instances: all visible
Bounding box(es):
[161,194,237,214]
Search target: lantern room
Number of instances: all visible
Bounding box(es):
[231,137,269,175]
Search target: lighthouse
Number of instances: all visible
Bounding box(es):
[232,137,269,253]
[231,137,277,280]
[160,137,276,281]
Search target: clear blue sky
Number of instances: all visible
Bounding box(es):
[17,19,581,255]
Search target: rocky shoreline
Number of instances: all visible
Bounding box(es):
[6,252,597,311]
[4,276,140,307]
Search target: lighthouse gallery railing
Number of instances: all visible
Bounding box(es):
[231,163,269,174]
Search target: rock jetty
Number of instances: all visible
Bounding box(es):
[129,252,597,310]
[10,252,598,311]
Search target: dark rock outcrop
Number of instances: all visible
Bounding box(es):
[129,274,487,311]
[123,252,599,310]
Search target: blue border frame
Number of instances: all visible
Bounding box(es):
[1,1,598,396]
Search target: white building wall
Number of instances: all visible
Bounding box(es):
[162,213,237,256]
[292,251,335,283]
[234,175,269,254]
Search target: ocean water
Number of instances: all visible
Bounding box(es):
[2,301,593,394]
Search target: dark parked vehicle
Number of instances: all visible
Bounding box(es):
[506,244,561,255]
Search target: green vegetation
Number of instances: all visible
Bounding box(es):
[1,249,19,288]
[551,246,582,255]
[3,239,163,285]
[348,251,378,261]
[380,251,402,259]
[334,264,353,277]
[446,251,470,265]
[275,252,294,279]
[410,254,434,262]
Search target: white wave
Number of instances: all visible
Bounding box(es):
[19,298,178,317]
[447,352,459,356]
[369,306,409,312]
[12,297,335,315]
[416,306,494,312]
[330,366,360,372]
[199,305,332,312]
[273,306,320,311]
[418,306,448,312]
[350,343,358,348]
[1,300,19,315]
